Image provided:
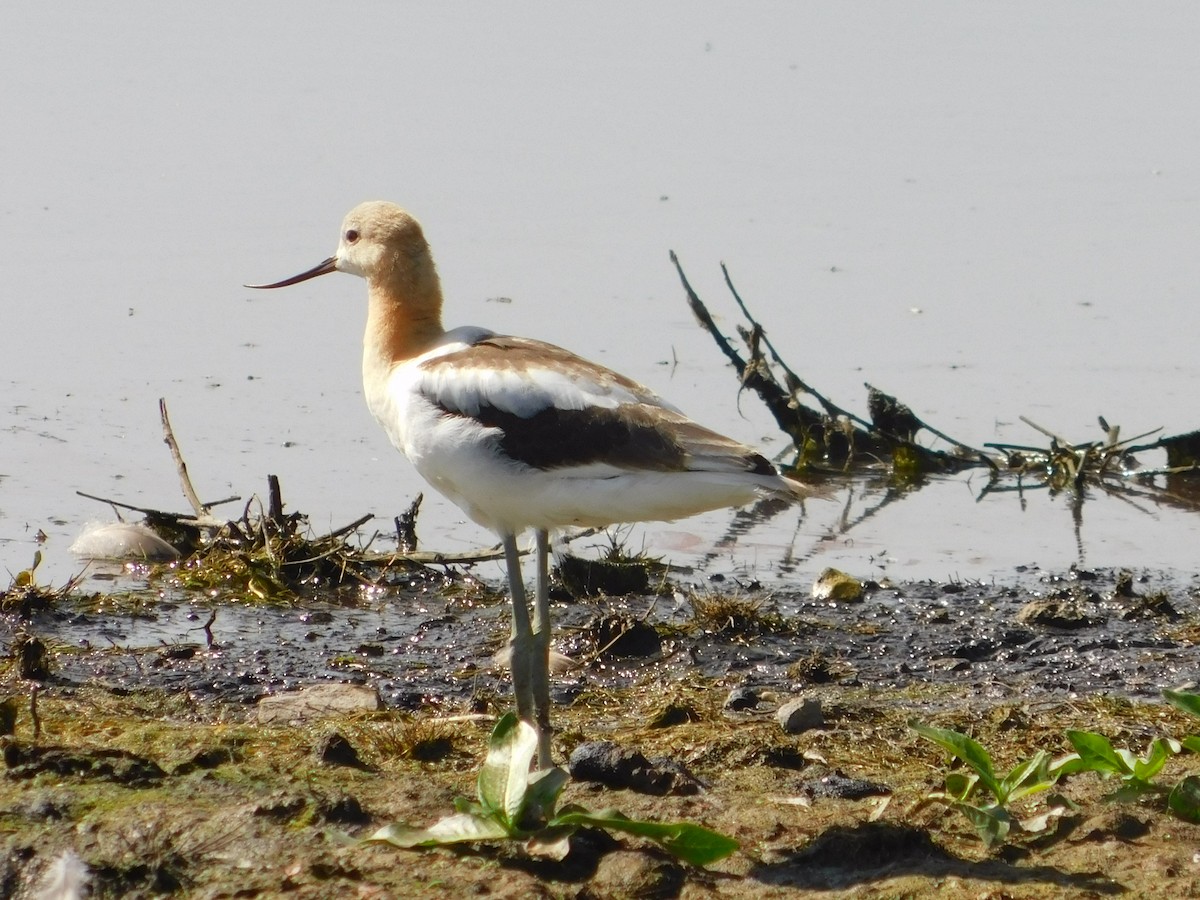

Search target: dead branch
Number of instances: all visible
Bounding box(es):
[721,262,868,429]
[159,397,223,525]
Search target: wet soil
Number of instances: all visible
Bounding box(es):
[2,563,1200,897]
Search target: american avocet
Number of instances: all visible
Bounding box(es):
[248,201,808,768]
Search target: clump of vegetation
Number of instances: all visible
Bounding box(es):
[0,551,83,616]
[555,528,670,598]
[910,720,1069,848]
[688,589,794,638]
[72,400,492,605]
[674,255,1200,504]
[912,688,1200,848]
[369,712,738,866]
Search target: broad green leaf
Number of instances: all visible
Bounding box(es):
[910,721,1001,799]
[1066,730,1130,776]
[1131,738,1180,782]
[367,814,510,848]
[1115,747,1138,773]
[1164,689,1200,721]
[477,712,538,825]
[551,809,739,867]
[943,771,978,802]
[1180,736,1200,755]
[520,766,569,828]
[1050,752,1084,778]
[955,803,1011,849]
[1000,751,1057,804]
[1168,775,1200,823]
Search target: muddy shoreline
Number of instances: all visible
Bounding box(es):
[16,564,1199,711]
[2,564,1200,898]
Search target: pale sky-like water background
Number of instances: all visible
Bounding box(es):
[3,3,1200,589]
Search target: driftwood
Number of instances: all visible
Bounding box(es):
[670,253,983,475]
[670,254,1200,503]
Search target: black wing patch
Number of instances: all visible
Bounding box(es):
[440,400,777,475]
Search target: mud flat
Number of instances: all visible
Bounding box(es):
[1,564,1199,897]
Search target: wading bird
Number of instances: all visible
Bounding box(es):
[248,202,808,768]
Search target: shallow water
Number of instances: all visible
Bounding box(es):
[4,3,1200,589]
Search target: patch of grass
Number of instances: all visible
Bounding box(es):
[349,716,466,765]
[0,551,84,616]
[687,590,796,637]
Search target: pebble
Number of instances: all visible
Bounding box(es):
[257,683,381,724]
[777,696,825,734]
[724,686,760,711]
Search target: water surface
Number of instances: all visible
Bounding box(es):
[3,3,1200,587]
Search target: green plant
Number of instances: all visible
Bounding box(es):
[368,712,738,866]
[1162,689,1200,753]
[1161,689,1200,821]
[910,720,1068,848]
[1060,729,1180,801]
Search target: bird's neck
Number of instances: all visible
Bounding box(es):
[363,279,446,370]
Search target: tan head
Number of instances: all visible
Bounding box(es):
[246,201,443,311]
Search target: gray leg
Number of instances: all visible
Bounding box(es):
[502,534,534,728]
[531,528,553,768]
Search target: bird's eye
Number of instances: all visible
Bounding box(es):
[344,229,360,243]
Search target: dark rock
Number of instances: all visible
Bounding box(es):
[568,741,702,795]
[799,768,890,800]
[315,732,370,770]
[724,686,759,711]
[592,615,662,659]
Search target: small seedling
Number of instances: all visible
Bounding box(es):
[368,712,738,866]
[1160,689,1200,822]
[1162,689,1200,753]
[1060,729,1181,802]
[910,720,1068,847]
